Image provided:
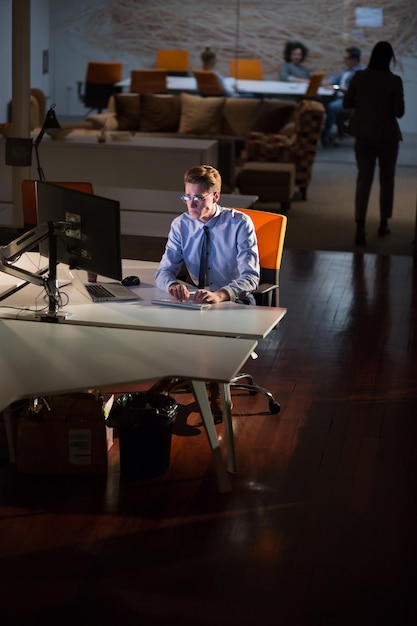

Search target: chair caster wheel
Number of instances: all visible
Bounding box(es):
[269,401,281,414]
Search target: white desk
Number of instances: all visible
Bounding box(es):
[34,135,218,190]
[0,256,286,489]
[117,75,334,99]
[117,75,198,93]
[94,187,258,238]
[224,78,334,98]
[0,259,286,340]
[0,318,257,493]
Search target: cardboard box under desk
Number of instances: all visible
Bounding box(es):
[16,393,112,475]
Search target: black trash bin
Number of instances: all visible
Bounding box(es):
[108,392,178,480]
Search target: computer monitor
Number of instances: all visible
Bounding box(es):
[36,181,122,281]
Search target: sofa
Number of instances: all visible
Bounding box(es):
[84,92,297,192]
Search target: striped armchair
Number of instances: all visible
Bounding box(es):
[243,99,325,200]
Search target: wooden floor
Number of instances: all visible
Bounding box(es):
[1,249,416,626]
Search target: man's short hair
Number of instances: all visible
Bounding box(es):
[346,46,361,60]
[184,165,222,192]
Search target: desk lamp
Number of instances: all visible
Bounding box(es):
[5,103,62,180]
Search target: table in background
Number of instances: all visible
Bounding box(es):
[117,75,334,99]
[224,78,334,99]
[34,135,217,190]
[94,187,258,238]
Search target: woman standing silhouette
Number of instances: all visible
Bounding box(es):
[344,41,405,246]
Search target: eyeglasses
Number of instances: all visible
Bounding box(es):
[180,192,214,204]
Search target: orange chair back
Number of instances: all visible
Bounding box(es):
[238,208,287,271]
[192,70,224,96]
[85,62,122,85]
[130,69,167,93]
[305,71,325,97]
[22,180,94,226]
[229,59,263,80]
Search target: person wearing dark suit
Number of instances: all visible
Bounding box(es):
[343,41,405,246]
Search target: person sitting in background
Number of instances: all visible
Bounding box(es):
[321,46,364,146]
[279,41,311,83]
[200,46,235,96]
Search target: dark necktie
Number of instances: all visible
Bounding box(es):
[198,226,209,289]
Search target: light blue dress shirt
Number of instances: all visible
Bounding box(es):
[155,205,260,301]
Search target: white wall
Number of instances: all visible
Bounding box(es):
[1,0,417,133]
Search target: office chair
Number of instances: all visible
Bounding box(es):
[227,208,287,415]
[156,49,189,75]
[304,71,325,97]
[130,69,167,94]
[21,180,94,227]
[192,70,225,96]
[229,59,263,80]
[77,61,123,113]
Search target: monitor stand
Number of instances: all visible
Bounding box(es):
[0,221,72,322]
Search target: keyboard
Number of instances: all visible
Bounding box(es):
[151,298,211,310]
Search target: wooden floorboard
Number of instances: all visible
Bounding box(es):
[0,249,416,626]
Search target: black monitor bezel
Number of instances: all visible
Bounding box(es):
[35,181,122,281]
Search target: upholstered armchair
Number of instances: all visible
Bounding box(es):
[242,99,325,200]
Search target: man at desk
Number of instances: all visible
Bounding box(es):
[155,164,260,416]
[155,164,259,304]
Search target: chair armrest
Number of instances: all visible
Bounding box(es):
[255,282,278,294]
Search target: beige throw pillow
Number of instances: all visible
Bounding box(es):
[178,92,225,135]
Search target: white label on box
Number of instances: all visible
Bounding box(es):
[69,429,92,465]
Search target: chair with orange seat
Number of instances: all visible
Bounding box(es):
[238,208,287,308]
[77,62,123,113]
[192,70,226,96]
[156,49,189,75]
[130,69,167,94]
[229,58,263,80]
[21,180,94,227]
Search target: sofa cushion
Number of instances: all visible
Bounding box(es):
[222,97,261,137]
[249,100,297,134]
[178,93,225,135]
[114,94,141,130]
[140,94,181,132]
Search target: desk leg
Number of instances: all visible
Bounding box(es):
[2,408,15,463]
[191,380,232,494]
[220,383,238,474]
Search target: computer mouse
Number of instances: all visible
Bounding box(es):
[122,275,140,287]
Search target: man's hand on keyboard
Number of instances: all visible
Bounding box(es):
[194,288,229,304]
[168,282,191,301]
